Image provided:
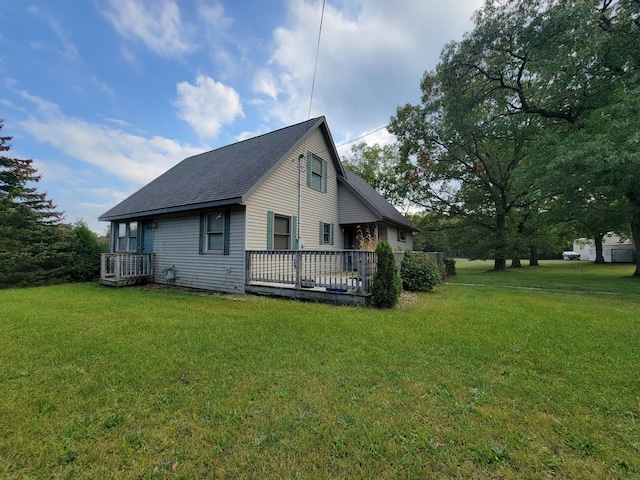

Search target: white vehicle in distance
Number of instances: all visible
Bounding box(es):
[562,251,581,260]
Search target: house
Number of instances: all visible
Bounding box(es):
[572,234,635,263]
[98,116,417,304]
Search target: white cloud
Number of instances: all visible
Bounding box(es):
[252,69,280,100]
[103,0,193,58]
[175,75,244,139]
[197,2,232,29]
[17,91,203,185]
[259,0,483,137]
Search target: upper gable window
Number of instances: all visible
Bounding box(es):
[307,152,327,193]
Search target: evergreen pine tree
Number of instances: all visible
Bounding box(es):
[0,121,66,287]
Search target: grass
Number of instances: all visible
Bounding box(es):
[450,258,639,294]
[1,262,639,479]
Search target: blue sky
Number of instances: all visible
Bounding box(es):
[1,0,482,233]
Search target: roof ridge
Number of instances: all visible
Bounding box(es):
[186,116,325,161]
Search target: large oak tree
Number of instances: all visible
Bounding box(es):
[391,0,640,274]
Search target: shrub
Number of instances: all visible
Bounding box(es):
[400,250,441,292]
[444,257,457,277]
[59,222,105,282]
[371,241,402,308]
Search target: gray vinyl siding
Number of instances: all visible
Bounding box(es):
[386,224,414,251]
[338,185,379,224]
[245,128,343,251]
[152,208,246,293]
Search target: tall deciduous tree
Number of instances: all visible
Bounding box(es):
[392,0,640,274]
[390,67,540,270]
[342,142,409,208]
[440,0,640,274]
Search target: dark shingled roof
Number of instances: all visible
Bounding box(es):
[99,116,415,232]
[340,169,418,231]
[99,117,328,221]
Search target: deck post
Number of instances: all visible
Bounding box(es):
[114,254,120,280]
[359,251,366,294]
[294,250,302,288]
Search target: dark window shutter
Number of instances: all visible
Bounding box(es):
[319,221,324,245]
[199,213,205,254]
[306,151,312,187]
[292,216,298,249]
[330,223,334,245]
[322,159,328,193]
[267,210,274,250]
[223,210,231,255]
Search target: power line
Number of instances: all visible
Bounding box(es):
[336,124,391,148]
[307,0,326,121]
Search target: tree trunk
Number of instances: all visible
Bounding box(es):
[493,214,507,271]
[494,255,507,270]
[510,257,522,268]
[593,233,606,264]
[632,219,640,277]
[529,245,539,266]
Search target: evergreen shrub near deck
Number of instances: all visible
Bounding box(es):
[370,241,402,308]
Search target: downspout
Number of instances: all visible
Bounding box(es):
[295,153,304,289]
[298,153,303,249]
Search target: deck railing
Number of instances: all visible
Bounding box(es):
[245,250,375,295]
[100,253,154,280]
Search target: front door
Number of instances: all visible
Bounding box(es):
[343,226,354,270]
[142,221,155,254]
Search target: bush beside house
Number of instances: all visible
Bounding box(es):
[400,250,442,292]
[371,241,402,308]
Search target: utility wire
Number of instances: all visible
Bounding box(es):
[307,0,326,120]
[336,125,391,148]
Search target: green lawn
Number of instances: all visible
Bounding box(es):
[450,258,639,294]
[1,262,639,479]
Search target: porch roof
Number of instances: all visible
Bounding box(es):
[340,169,418,231]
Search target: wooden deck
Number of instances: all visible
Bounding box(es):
[100,253,154,287]
[100,250,376,305]
[99,276,150,287]
[245,282,370,305]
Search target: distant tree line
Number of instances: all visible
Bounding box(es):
[345,0,640,276]
[1,121,106,289]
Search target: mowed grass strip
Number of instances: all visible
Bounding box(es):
[0,266,639,479]
[450,258,639,294]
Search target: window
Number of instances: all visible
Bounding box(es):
[307,152,327,192]
[319,221,334,245]
[398,229,406,242]
[274,215,291,250]
[206,212,225,252]
[311,155,323,190]
[267,211,296,250]
[116,221,138,252]
[200,210,230,255]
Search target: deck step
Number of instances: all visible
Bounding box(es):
[99,277,150,287]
